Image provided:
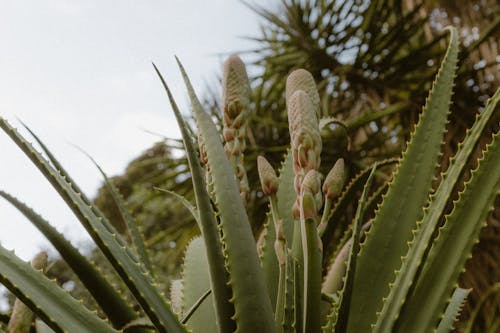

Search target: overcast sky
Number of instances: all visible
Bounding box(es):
[0,0,274,262]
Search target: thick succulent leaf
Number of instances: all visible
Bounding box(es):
[181,237,218,333]
[86,153,153,275]
[35,320,56,333]
[322,166,377,333]
[334,165,377,333]
[301,216,322,333]
[346,27,459,333]
[0,118,186,333]
[276,151,296,243]
[153,64,235,333]
[120,318,155,332]
[0,190,139,330]
[281,255,295,333]
[436,287,470,333]
[23,123,152,276]
[19,121,84,196]
[0,245,118,333]
[259,214,279,311]
[176,59,276,333]
[396,130,500,332]
[260,151,294,311]
[373,87,499,332]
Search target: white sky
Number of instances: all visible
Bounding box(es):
[0,0,274,261]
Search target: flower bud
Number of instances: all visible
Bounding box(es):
[32,251,48,270]
[287,90,322,172]
[257,156,279,196]
[302,169,321,195]
[222,55,251,120]
[286,68,320,119]
[323,158,346,200]
[301,170,321,218]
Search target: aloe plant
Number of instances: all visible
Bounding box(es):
[0,26,498,333]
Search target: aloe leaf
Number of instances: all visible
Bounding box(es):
[152,64,235,333]
[436,287,470,333]
[373,87,499,332]
[396,130,500,332]
[120,318,155,332]
[281,255,295,333]
[0,118,186,333]
[154,187,200,227]
[301,215,322,333]
[180,237,218,333]
[276,151,297,243]
[323,165,377,333]
[259,214,279,310]
[7,250,42,333]
[35,320,56,333]
[0,190,140,330]
[175,58,276,333]
[346,27,459,333]
[18,120,84,196]
[79,150,154,276]
[260,151,294,311]
[18,122,112,233]
[292,257,303,333]
[23,123,156,279]
[0,245,118,333]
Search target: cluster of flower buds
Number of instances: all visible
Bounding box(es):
[285,69,321,120]
[221,55,252,202]
[286,69,322,218]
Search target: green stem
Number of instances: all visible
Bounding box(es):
[301,215,322,333]
[269,195,287,331]
[317,199,332,237]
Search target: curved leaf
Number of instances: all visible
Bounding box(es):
[176,59,276,333]
[373,87,499,332]
[153,64,235,333]
[0,118,186,333]
[437,287,470,333]
[397,130,500,332]
[0,245,118,333]
[0,190,139,330]
[346,27,459,333]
